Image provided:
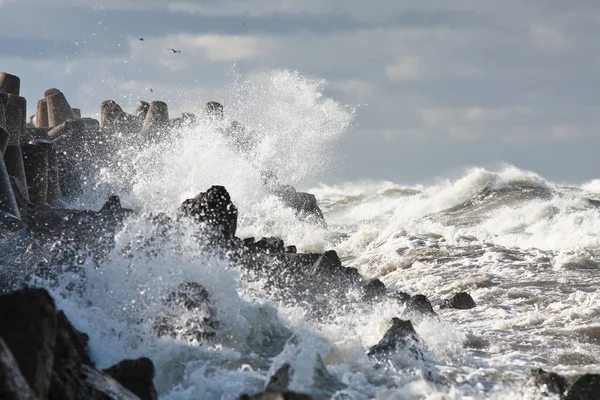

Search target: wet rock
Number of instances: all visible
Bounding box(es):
[0,288,57,399]
[284,245,297,254]
[102,358,157,400]
[367,318,423,361]
[46,91,76,127]
[48,310,96,399]
[4,145,28,201]
[270,184,326,226]
[0,72,20,95]
[403,294,436,319]
[6,101,22,144]
[564,374,600,400]
[35,99,49,128]
[180,185,238,240]
[0,125,8,154]
[238,392,312,400]
[22,142,50,205]
[155,282,218,343]
[141,101,169,139]
[361,278,387,302]
[47,119,85,139]
[81,366,141,400]
[134,101,150,119]
[252,237,285,254]
[72,108,81,119]
[440,292,476,310]
[0,154,20,219]
[527,368,568,397]
[0,337,37,400]
[100,100,141,136]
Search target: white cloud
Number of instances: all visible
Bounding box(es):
[385,56,421,81]
[179,34,277,62]
[420,106,531,125]
[552,125,582,141]
[531,22,567,50]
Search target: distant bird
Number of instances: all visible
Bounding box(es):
[150,88,153,93]
[138,38,144,41]
[166,48,181,54]
[240,22,245,27]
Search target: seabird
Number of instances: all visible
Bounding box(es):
[166,48,181,54]
[138,38,144,41]
[150,88,153,92]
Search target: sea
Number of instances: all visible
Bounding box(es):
[24,69,600,399]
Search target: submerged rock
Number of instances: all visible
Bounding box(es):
[155,282,218,343]
[402,294,436,321]
[440,292,476,310]
[526,368,568,397]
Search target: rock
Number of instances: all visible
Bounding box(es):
[21,143,50,205]
[0,146,20,220]
[367,318,423,361]
[0,90,7,130]
[527,368,568,397]
[0,337,37,400]
[7,95,26,145]
[0,288,58,399]
[155,282,218,343]
[47,119,85,139]
[81,365,142,400]
[284,245,297,254]
[440,292,476,310]
[238,392,312,400]
[35,99,49,128]
[0,125,8,154]
[134,101,150,119]
[6,101,22,145]
[564,374,600,400]
[46,147,63,207]
[4,145,28,201]
[46,91,76,127]
[0,72,20,95]
[141,101,169,139]
[9,175,29,209]
[44,89,62,99]
[361,278,387,302]
[270,185,326,226]
[252,237,285,254]
[100,100,141,136]
[72,108,81,119]
[102,358,157,400]
[180,185,238,240]
[403,294,436,319]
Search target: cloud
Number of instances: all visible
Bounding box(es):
[178,34,278,62]
[420,107,531,125]
[551,125,582,141]
[385,56,421,81]
[531,22,567,50]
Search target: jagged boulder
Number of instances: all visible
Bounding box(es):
[367,318,424,361]
[0,337,37,400]
[180,185,238,240]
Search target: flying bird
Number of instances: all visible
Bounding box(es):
[240,22,245,27]
[166,48,181,54]
[150,88,153,92]
[138,38,144,41]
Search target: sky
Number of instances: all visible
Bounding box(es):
[1,0,600,184]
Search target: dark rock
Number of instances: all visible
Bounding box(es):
[367,318,423,361]
[0,90,7,130]
[6,101,22,144]
[204,101,223,120]
[253,237,285,254]
[81,365,142,400]
[46,91,76,127]
[72,108,81,119]
[46,148,63,207]
[4,145,28,201]
[100,100,141,136]
[155,282,218,343]
[180,185,238,240]
[0,150,20,220]
[0,125,8,154]
[440,292,476,310]
[48,310,95,400]
[404,294,436,318]
[47,119,85,139]
[564,374,600,400]
[269,184,326,226]
[361,278,386,302]
[102,358,157,400]
[284,245,297,254]
[0,288,57,399]
[21,143,50,205]
[44,88,62,99]
[237,392,312,400]
[527,368,568,397]
[0,72,20,95]
[390,290,411,304]
[0,337,37,400]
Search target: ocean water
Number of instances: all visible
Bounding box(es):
[25,69,600,399]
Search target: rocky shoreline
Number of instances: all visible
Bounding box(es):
[1,71,599,399]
